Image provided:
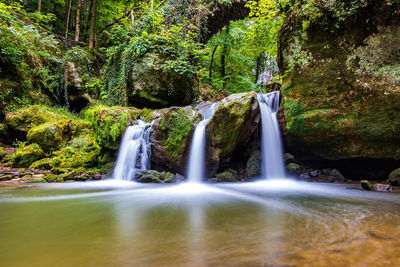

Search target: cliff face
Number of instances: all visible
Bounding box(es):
[278,0,400,161]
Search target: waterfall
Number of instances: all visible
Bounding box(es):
[186,103,220,183]
[257,91,285,179]
[113,120,152,181]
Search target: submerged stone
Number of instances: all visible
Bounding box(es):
[135,170,176,183]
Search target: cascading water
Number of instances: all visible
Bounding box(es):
[113,120,153,181]
[186,103,220,183]
[257,91,286,179]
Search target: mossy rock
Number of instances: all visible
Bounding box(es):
[279,3,400,161]
[246,150,262,177]
[206,92,260,176]
[83,105,142,150]
[286,163,300,172]
[150,106,200,173]
[388,168,400,186]
[30,134,101,170]
[5,105,91,146]
[26,177,47,183]
[7,143,45,167]
[27,122,68,151]
[361,180,373,191]
[127,52,199,108]
[135,170,176,183]
[215,169,238,182]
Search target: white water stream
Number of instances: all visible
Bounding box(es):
[257,91,285,179]
[186,103,219,183]
[113,120,152,181]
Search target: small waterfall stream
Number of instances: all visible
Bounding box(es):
[113,120,152,181]
[186,103,219,183]
[257,91,285,179]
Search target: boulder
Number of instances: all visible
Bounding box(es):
[206,92,260,176]
[388,168,400,186]
[214,169,238,182]
[373,184,392,192]
[150,106,201,173]
[286,163,300,173]
[135,170,176,183]
[279,2,400,161]
[309,170,321,177]
[361,180,373,191]
[329,169,345,182]
[284,153,296,163]
[30,134,101,170]
[246,150,261,177]
[127,52,199,108]
[27,122,68,151]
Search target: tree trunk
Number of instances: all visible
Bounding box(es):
[74,0,82,42]
[65,0,73,40]
[209,46,218,80]
[37,0,41,12]
[255,54,262,84]
[221,25,229,89]
[89,0,98,50]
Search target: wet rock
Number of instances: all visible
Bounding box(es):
[361,180,373,191]
[150,106,200,174]
[214,169,238,182]
[286,163,300,173]
[284,153,296,163]
[135,170,176,183]
[83,105,142,150]
[309,170,321,177]
[246,150,261,177]
[373,184,392,192]
[175,173,185,182]
[329,169,345,182]
[299,173,311,180]
[322,168,332,175]
[388,168,400,186]
[206,92,260,176]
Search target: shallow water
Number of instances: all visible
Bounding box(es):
[1,180,400,267]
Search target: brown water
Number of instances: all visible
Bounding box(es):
[1,180,400,267]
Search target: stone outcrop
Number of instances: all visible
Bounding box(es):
[206,92,260,176]
[278,1,400,162]
[127,52,199,108]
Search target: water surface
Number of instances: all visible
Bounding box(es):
[1,180,400,267]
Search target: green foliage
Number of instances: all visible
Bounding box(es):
[0,3,62,109]
[102,8,203,106]
[159,109,193,157]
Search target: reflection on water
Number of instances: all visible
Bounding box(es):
[1,180,400,267]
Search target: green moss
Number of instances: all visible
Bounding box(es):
[7,143,45,167]
[30,134,101,170]
[83,105,141,150]
[159,109,193,157]
[283,98,313,136]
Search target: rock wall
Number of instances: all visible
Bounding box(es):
[278,1,400,162]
